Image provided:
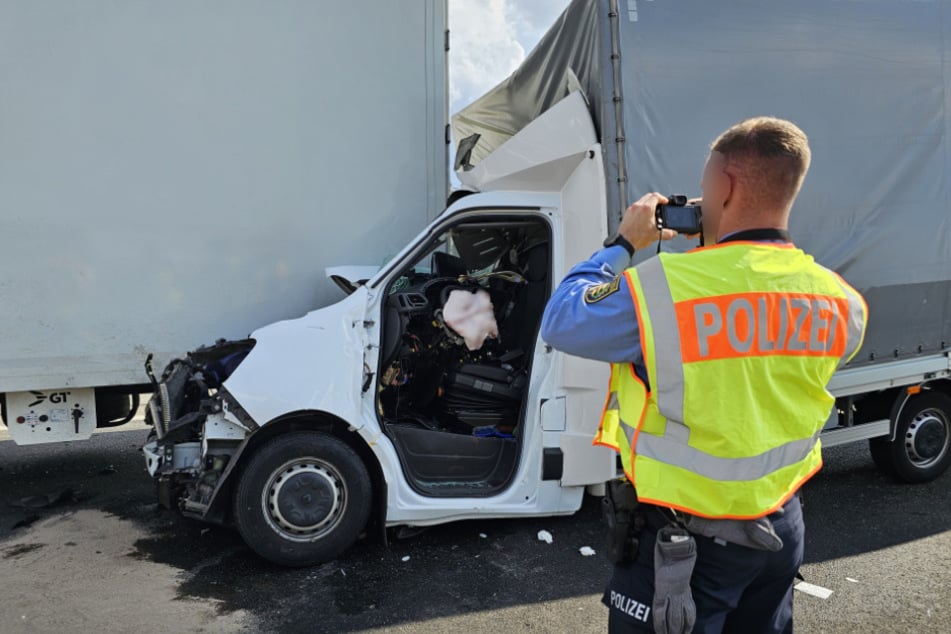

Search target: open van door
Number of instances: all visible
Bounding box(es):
[456,91,618,489]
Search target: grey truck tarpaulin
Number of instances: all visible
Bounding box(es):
[453,0,951,368]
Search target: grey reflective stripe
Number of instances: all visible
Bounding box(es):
[635,427,821,482]
[636,257,685,422]
[829,273,867,365]
[616,413,817,481]
[620,416,637,446]
[607,391,620,412]
[665,420,691,444]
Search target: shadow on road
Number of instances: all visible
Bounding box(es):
[801,443,951,564]
[0,429,610,632]
[1,430,948,632]
[130,494,610,633]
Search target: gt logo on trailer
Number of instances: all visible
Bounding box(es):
[675,293,850,362]
[28,391,71,407]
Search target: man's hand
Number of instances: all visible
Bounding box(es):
[618,193,678,251]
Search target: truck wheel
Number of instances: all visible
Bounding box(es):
[873,392,951,483]
[233,431,371,567]
[868,436,896,477]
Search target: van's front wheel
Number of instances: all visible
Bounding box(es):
[233,431,371,566]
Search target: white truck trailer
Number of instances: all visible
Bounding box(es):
[0,1,447,443]
[7,1,951,567]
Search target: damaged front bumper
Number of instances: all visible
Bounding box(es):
[142,339,257,519]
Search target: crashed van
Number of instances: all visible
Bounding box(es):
[143,92,617,566]
[144,0,951,566]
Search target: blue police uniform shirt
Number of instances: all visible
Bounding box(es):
[540,245,648,382]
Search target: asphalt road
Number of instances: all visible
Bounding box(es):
[0,422,948,633]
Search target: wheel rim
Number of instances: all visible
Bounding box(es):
[904,408,951,468]
[261,458,347,543]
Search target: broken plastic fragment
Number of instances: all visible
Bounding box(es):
[537,530,553,544]
[579,546,596,557]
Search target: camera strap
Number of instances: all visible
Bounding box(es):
[656,226,708,253]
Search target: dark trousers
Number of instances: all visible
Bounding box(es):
[603,494,804,633]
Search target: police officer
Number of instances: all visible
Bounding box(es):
[541,117,867,633]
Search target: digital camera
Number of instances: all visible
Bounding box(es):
[656,195,702,234]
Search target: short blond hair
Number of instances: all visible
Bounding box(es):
[711,116,811,208]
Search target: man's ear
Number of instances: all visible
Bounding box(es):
[721,168,736,209]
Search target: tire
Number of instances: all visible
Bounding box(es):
[233,431,372,567]
[875,392,951,484]
[868,436,896,477]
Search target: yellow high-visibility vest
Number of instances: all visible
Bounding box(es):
[595,241,867,519]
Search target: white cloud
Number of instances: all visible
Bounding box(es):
[447,0,570,115]
[507,0,571,54]
[448,0,525,114]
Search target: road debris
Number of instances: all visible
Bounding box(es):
[579,546,596,557]
[794,581,833,599]
[537,530,553,544]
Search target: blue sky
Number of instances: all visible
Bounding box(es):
[448,0,570,115]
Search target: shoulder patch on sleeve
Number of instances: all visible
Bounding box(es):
[584,276,622,304]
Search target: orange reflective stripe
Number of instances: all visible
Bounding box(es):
[592,383,616,448]
[675,292,850,362]
[594,367,618,442]
[626,403,649,487]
